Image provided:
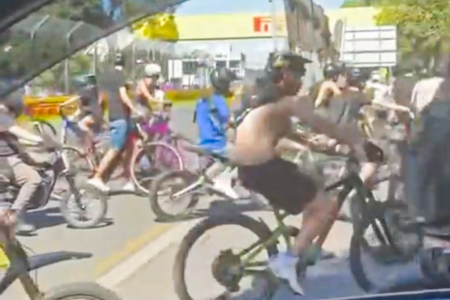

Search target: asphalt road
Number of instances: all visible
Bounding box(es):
[0,104,200,299]
[0,104,400,300]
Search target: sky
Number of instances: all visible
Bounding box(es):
[176,0,344,15]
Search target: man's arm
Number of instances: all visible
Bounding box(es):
[119,86,139,114]
[314,81,341,108]
[284,96,363,147]
[8,125,43,145]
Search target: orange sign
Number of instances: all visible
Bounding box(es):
[253,16,285,34]
[253,16,272,33]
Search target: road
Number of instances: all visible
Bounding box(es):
[1,104,402,300]
[0,105,199,299]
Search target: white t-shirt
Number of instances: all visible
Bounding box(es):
[410,77,444,113]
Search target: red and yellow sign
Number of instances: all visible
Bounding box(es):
[175,13,287,40]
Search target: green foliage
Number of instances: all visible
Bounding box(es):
[341,0,381,8]
[376,0,450,71]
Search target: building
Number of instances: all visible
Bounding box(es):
[168,53,245,87]
[167,9,331,87]
[326,7,397,69]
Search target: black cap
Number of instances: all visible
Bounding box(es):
[266,51,311,73]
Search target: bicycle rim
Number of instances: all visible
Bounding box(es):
[132,142,184,194]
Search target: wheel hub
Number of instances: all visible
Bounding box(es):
[211,249,243,291]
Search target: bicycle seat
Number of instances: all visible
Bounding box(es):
[182,144,229,162]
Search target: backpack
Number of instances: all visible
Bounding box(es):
[192,97,226,133]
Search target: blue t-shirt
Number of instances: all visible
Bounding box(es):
[195,94,229,152]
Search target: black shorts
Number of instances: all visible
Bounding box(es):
[238,157,318,215]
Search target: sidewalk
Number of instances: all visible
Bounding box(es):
[113,208,366,300]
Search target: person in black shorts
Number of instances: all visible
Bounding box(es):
[233,51,372,294]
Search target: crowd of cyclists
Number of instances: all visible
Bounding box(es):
[1,47,450,296]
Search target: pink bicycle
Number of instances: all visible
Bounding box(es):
[130,114,195,194]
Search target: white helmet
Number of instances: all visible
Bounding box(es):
[144,63,162,77]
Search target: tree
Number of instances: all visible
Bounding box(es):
[375,0,450,71]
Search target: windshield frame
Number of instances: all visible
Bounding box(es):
[0,0,188,97]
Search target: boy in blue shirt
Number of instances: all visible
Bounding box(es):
[194,68,236,155]
[194,68,238,198]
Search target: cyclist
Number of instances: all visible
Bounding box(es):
[135,63,165,116]
[87,53,143,192]
[313,63,347,109]
[193,67,238,198]
[59,74,104,151]
[233,51,371,294]
[0,94,46,234]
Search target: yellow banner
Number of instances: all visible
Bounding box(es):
[133,13,179,41]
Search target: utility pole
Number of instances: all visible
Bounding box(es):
[270,0,277,51]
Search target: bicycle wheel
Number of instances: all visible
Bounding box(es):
[131,141,184,194]
[349,201,423,292]
[148,170,199,220]
[32,119,57,137]
[44,282,122,300]
[62,146,94,180]
[174,214,278,300]
[60,187,108,229]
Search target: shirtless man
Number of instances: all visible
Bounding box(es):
[233,52,368,294]
[313,63,347,109]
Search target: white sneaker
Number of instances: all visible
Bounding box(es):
[268,252,304,295]
[87,178,110,192]
[213,179,239,199]
[123,181,136,192]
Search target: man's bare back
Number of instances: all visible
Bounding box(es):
[233,102,292,165]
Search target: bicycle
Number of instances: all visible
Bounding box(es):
[147,143,254,221]
[130,114,189,195]
[173,143,423,300]
[2,134,108,229]
[0,220,121,299]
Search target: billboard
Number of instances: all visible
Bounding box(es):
[175,13,287,40]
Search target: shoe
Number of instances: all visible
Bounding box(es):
[87,178,110,192]
[268,252,304,295]
[213,179,239,199]
[15,217,36,235]
[123,181,136,192]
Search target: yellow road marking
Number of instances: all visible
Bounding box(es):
[94,223,173,277]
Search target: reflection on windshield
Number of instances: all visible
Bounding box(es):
[0,0,185,97]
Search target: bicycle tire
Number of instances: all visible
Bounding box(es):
[148,170,199,220]
[44,282,122,300]
[131,141,184,194]
[349,201,422,292]
[32,119,57,137]
[173,214,278,300]
[60,187,108,228]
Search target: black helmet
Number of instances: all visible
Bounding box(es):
[323,63,344,79]
[346,67,363,88]
[210,68,236,95]
[114,52,125,67]
[265,51,311,80]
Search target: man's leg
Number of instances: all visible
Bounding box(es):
[88,119,127,191]
[7,156,42,234]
